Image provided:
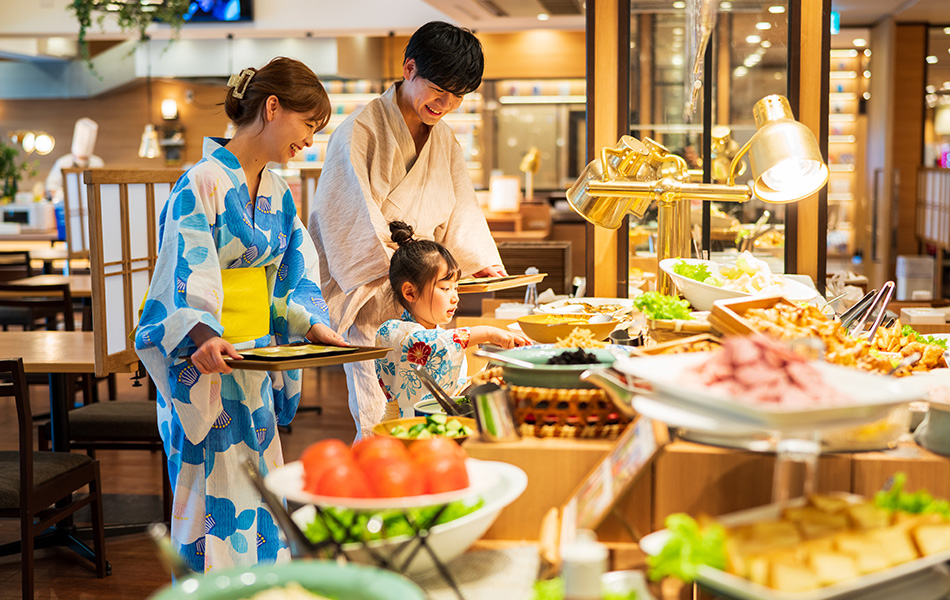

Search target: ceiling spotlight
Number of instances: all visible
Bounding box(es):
[927,85,936,93]
[761,40,772,48]
[768,5,785,13]
[928,55,939,64]
[864,70,871,78]
[864,49,871,57]
[746,35,761,44]
[673,1,685,8]
[945,27,950,35]
[537,12,549,21]
[852,38,867,47]
[756,22,772,30]
[734,66,749,77]
[863,92,870,100]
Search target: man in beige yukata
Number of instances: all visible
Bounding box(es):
[309,21,506,438]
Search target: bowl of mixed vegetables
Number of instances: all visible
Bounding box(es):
[374,414,477,445]
[659,254,818,311]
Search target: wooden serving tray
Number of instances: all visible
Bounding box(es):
[707,294,799,337]
[647,317,712,342]
[192,345,392,371]
[457,272,546,293]
[632,333,721,356]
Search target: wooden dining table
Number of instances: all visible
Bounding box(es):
[6,273,91,298]
[1,330,100,563]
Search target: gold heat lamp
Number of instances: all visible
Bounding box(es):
[566,94,828,294]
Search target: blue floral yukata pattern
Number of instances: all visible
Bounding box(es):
[375,310,471,417]
[135,137,331,573]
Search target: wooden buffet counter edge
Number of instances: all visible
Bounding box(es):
[464,428,950,548]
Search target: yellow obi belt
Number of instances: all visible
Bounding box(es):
[220,267,270,344]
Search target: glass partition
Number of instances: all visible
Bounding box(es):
[628,0,791,287]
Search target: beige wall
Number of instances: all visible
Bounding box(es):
[384,30,586,80]
[0,79,231,193]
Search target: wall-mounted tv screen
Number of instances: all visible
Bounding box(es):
[183,0,253,22]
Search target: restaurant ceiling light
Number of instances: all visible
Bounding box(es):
[756,22,772,30]
[161,98,178,120]
[536,12,549,20]
[746,35,761,44]
[852,38,867,47]
[945,27,950,35]
[864,70,871,78]
[673,1,686,8]
[20,132,35,154]
[138,124,160,159]
[768,5,785,13]
[734,66,749,77]
[720,1,732,9]
[672,54,683,66]
[33,133,55,155]
[673,27,684,35]
[927,85,936,94]
[928,56,939,64]
[761,40,772,48]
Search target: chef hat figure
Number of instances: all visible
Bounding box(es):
[71,118,99,167]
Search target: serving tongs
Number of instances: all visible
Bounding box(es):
[846,280,895,344]
[240,459,322,559]
[411,363,473,417]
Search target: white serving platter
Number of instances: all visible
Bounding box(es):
[613,352,926,433]
[640,495,950,600]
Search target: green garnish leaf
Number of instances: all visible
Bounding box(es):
[901,325,948,349]
[633,291,693,321]
[672,260,713,283]
[647,513,726,583]
[874,472,950,519]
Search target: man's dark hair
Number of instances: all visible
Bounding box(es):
[403,21,484,95]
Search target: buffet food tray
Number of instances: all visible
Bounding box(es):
[213,345,391,371]
[614,352,923,431]
[708,294,799,337]
[639,495,950,600]
[457,272,546,293]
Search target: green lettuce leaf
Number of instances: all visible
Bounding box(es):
[633,291,693,321]
[672,260,713,283]
[647,513,726,583]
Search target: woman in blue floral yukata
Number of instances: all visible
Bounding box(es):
[135,57,346,574]
[375,221,531,418]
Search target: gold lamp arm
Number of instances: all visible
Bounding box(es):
[727,137,754,186]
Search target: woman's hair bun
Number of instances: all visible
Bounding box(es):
[389,220,414,246]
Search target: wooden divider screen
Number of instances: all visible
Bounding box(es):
[62,167,91,260]
[298,168,321,225]
[86,169,184,377]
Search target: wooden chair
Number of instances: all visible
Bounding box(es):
[0,282,74,332]
[0,250,33,283]
[0,357,107,600]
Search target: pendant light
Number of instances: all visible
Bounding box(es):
[138,37,160,159]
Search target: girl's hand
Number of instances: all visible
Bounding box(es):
[472,264,507,278]
[306,323,348,347]
[490,328,532,349]
[191,336,242,374]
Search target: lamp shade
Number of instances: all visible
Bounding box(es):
[747,95,828,203]
[138,124,160,159]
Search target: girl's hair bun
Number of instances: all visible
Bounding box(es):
[389,220,414,247]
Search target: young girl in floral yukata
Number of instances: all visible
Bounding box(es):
[135,57,346,574]
[375,221,530,418]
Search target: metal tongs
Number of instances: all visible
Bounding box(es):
[410,363,473,417]
[240,459,321,559]
[845,281,895,344]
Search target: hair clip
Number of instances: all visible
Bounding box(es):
[227,68,256,99]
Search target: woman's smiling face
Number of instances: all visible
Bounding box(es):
[398,59,465,128]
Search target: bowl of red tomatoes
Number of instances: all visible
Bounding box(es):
[277,438,527,574]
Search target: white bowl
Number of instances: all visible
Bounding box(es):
[290,461,527,574]
[659,257,818,311]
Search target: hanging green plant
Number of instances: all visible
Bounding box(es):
[69,0,190,71]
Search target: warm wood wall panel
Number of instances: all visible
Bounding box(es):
[892,24,927,258]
